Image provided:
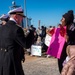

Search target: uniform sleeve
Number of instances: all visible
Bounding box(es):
[15,27,26,48]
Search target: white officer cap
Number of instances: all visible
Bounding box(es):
[0,14,9,20]
[8,7,25,17]
[0,14,9,22]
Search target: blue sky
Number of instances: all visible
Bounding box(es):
[0,0,75,28]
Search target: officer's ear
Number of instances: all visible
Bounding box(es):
[14,14,18,20]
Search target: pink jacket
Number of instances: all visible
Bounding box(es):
[46,27,66,59]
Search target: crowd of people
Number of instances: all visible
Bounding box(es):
[0,6,75,75]
[24,10,75,75]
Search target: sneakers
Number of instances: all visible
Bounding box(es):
[47,55,51,58]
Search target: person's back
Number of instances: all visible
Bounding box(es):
[0,7,26,75]
[0,20,26,75]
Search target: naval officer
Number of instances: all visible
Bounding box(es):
[0,7,26,75]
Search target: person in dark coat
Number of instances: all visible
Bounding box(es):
[58,10,75,73]
[0,7,26,75]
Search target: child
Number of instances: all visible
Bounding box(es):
[61,45,75,75]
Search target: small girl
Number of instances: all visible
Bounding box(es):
[61,45,75,75]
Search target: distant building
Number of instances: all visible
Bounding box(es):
[22,17,32,28]
[27,18,32,27]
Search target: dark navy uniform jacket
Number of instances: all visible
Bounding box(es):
[0,20,26,75]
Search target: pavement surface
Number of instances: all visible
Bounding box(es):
[22,54,60,75]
